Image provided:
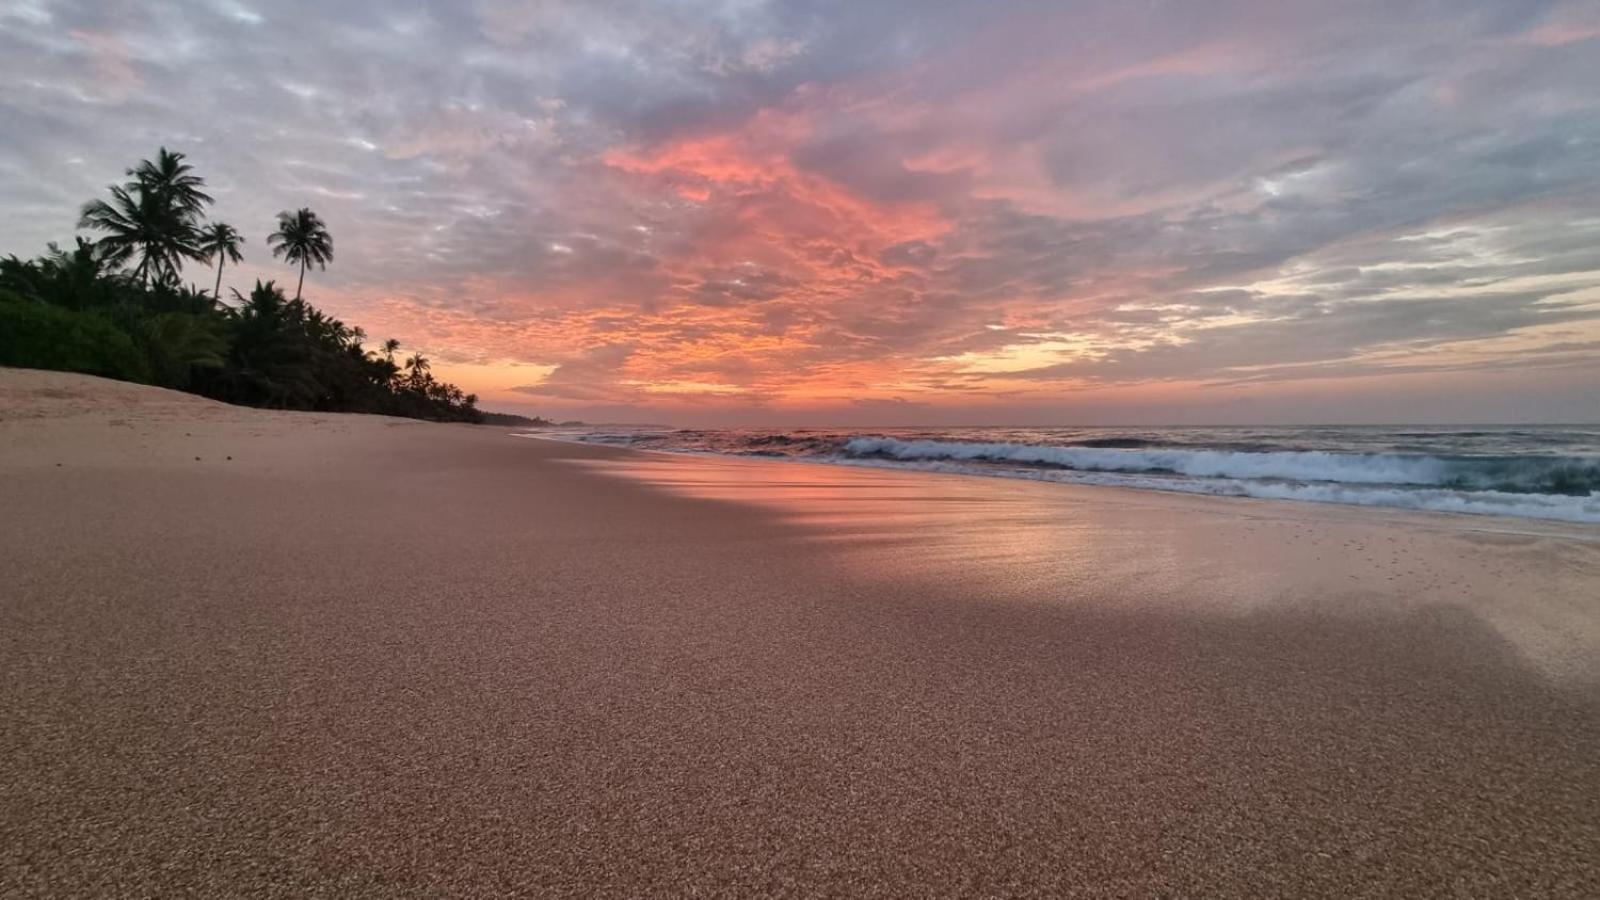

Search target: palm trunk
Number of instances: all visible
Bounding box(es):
[213,260,224,301]
[295,259,306,301]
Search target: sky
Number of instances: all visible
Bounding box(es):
[2,0,1599,425]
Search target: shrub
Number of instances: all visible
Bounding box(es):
[0,289,150,382]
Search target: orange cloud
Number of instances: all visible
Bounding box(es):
[604,106,949,259]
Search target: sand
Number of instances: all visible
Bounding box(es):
[3,367,1598,897]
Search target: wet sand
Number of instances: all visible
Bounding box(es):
[3,368,1599,897]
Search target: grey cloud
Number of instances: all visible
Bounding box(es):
[1,0,1598,421]
[1017,289,1600,385]
[511,342,636,401]
[686,266,799,305]
[790,130,972,205]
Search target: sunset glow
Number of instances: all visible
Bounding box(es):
[4,1,1598,424]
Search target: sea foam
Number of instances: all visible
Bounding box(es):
[554,426,1600,523]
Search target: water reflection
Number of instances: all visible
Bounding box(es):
[565,452,1600,682]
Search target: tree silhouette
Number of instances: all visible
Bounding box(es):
[403,351,431,391]
[77,148,214,286]
[6,151,486,423]
[267,208,333,301]
[197,222,244,300]
[78,185,197,285]
[127,148,213,218]
[0,238,124,310]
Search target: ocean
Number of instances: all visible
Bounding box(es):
[545,425,1600,524]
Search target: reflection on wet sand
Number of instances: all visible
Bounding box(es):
[569,452,1600,683]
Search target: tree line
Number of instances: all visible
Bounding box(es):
[0,148,483,423]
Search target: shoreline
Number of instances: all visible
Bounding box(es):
[527,425,1600,527]
[519,432,1600,542]
[4,369,1600,896]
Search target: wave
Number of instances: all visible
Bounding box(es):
[556,427,1600,523]
[830,458,1600,523]
[840,437,1600,495]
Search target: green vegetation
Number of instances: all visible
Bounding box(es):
[0,149,482,423]
[480,411,555,427]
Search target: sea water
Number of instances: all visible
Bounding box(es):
[546,425,1600,523]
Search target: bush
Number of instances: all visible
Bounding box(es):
[141,311,227,389]
[0,289,150,382]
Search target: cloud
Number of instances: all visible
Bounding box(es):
[513,342,637,402]
[1,0,1598,422]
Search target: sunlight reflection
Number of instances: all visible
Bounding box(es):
[562,451,1600,682]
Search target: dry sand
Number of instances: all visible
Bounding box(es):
[3,367,1599,897]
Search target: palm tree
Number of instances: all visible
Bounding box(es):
[127,148,213,218]
[78,148,212,286]
[403,352,430,391]
[78,184,200,285]
[197,222,244,300]
[267,208,333,301]
[382,338,400,363]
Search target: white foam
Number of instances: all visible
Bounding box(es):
[840,436,1600,492]
[832,457,1600,523]
[529,431,1600,523]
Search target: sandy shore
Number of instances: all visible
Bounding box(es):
[3,368,1599,897]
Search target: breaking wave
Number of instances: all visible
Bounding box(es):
[552,425,1600,523]
[839,437,1600,496]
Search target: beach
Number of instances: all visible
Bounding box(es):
[3,367,1599,897]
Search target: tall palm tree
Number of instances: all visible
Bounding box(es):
[78,148,212,285]
[267,208,333,301]
[78,184,200,285]
[197,222,244,300]
[403,352,430,390]
[127,148,213,218]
